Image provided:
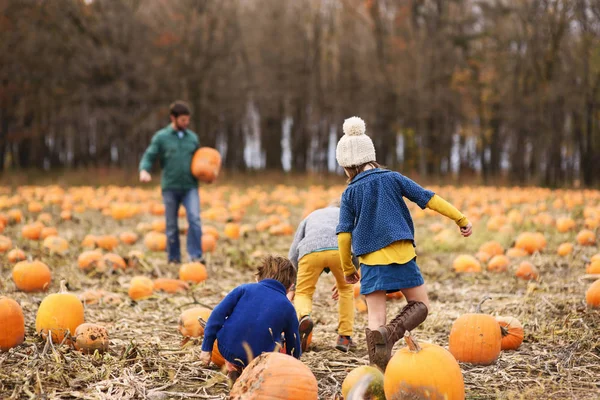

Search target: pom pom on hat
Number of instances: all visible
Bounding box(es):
[336,116,376,167]
[343,117,366,136]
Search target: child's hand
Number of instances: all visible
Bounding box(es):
[345,272,360,284]
[331,284,339,300]
[286,290,295,302]
[460,223,473,237]
[199,351,212,367]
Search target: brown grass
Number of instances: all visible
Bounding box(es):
[0,182,599,399]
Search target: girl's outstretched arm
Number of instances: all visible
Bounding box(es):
[426,195,472,236]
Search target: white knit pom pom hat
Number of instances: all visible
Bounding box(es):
[336,116,376,167]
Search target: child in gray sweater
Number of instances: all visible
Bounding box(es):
[288,201,356,352]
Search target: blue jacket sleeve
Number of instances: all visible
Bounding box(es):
[201,286,245,352]
[395,173,435,209]
[336,191,355,234]
[284,306,302,359]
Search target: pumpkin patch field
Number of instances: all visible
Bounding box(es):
[1,183,599,399]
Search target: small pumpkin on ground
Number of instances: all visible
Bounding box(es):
[230,352,318,400]
[453,255,482,273]
[36,280,85,344]
[487,255,510,273]
[128,276,154,300]
[78,250,103,271]
[448,296,502,365]
[586,279,600,308]
[496,316,524,351]
[74,323,109,354]
[576,229,596,246]
[179,262,208,283]
[342,366,385,400]
[384,333,465,400]
[557,242,573,257]
[144,232,167,252]
[202,235,217,253]
[12,260,52,292]
[7,248,26,263]
[0,297,25,352]
[153,278,189,293]
[119,231,139,245]
[178,307,211,338]
[515,261,539,281]
[96,235,119,251]
[42,236,69,255]
[0,235,13,253]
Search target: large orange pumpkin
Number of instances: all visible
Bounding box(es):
[384,334,465,400]
[496,316,524,351]
[179,262,208,283]
[12,260,52,292]
[178,307,211,337]
[0,297,25,352]
[191,147,221,183]
[36,281,85,343]
[230,352,318,399]
[448,298,502,365]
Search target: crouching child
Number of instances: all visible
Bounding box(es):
[199,255,301,383]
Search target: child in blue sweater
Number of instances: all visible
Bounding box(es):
[199,255,301,382]
[335,117,473,371]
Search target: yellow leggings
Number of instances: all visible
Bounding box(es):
[295,250,354,336]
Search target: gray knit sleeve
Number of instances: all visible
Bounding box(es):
[288,217,307,269]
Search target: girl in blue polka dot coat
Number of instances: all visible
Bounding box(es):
[335,116,473,371]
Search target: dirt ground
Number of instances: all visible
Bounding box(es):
[1,184,599,399]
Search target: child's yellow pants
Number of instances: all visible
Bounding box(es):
[295,250,354,336]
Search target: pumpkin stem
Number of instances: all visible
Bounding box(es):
[476,295,492,313]
[404,331,421,352]
[59,280,68,293]
[500,325,509,337]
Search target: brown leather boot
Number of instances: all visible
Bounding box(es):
[364,328,389,372]
[374,301,429,363]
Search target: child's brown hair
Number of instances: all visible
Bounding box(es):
[344,161,382,182]
[256,255,296,289]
